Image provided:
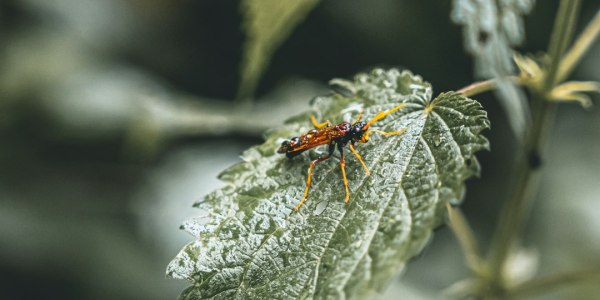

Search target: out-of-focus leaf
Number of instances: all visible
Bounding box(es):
[514,52,545,89]
[451,0,535,140]
[237,0,320,100]
[548,81,599,108]
[451,0,534,78]
[514,53,599,108]
[168,69,490,299]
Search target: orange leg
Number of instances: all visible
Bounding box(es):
[293,154,330,212]
[310,115,330,129]
[339,150,350,204]
[360,128,407,143]
[349,144,369,176]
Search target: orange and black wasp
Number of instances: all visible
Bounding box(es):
[278,104,407,211]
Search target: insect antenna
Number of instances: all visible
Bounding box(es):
[362,104,406,130]
[357,104,407,143]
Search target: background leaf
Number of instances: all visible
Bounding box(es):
[237,0,320,100]
[451,0,535,140]
[168,69,490,299]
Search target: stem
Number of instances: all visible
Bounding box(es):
[507,266,600,298]
[457,79,497,97]
[486,0,582,291]
[457,76,521,97]
[543,0,582,91]
[121,91,309,157]
[557,10,600,83]
[446,203,485,274]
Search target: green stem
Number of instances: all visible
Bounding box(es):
[486,0,582,293]
[543,0,582,91]
[507,266,600,298]
[457,79,497,97]
[457,76,521,97]
[557,10,600,83]
[446,203,485,275]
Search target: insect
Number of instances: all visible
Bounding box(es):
[278,104,407,211]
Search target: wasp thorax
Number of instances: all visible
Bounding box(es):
[350,121,367,141]
[353,121,366,133]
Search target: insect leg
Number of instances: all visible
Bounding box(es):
[310,115,331,129]
[338,144,350,204]
[360,128,407,143]
[349,143,369,176]
[293,143,335,212]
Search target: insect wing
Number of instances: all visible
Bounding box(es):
[289,127,333,152]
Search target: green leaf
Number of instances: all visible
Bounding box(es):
[168,69,490,299]
[548,81,600,108]
[237,0,320,100]
[451,0,535,140]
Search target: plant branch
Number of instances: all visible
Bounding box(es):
[486,0,583,292]
[457,79,497,97]
[457,76,522,97]
[121,90,314,160]
[446,203,485,275]
[558,10,600,83]
[544,0,582,91]
[507,266,600,298]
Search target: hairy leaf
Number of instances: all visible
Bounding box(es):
[451,0,534,78]
[237,0,320,100]
[168,69,490,299]
[451,0,534,140]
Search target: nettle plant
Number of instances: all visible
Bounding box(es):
[168,1,600,299]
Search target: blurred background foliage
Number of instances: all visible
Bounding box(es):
[0,0,599,299]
